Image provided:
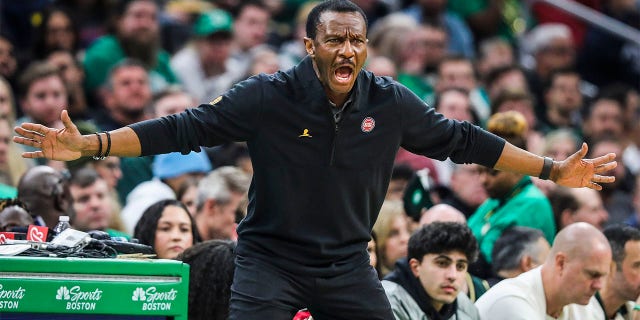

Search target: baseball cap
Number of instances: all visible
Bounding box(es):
[193,9,233,37]
[153,151,212,179]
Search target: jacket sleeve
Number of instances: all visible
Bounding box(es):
[129,75,265,156]
[396,85,505,168]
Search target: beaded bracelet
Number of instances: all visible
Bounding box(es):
[103,131,111,158]
[92,132,105,160]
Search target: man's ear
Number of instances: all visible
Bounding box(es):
[205,199,217,215]
[555,252,566,273]
[304,37,315,56]
[520,255,534,272]
[409,258,421,277]
[560,209,574,229]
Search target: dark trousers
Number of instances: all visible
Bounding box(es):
[229,255,394,320]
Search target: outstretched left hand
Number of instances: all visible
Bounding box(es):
[553,143,617,190]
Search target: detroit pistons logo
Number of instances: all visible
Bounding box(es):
[361,117,375,133]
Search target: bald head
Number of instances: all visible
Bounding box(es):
[549,222,610,260]
[419,204,466,226]
[542,222,611,311]
[17,166,70,228]
[0,206,33,231]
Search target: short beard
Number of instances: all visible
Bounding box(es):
[118,33,159,68]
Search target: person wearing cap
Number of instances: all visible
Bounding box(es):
[15,1,617,318]
[171,9,244,104]
[120,149,212,234]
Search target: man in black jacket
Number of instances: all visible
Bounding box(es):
[14,1,617,319]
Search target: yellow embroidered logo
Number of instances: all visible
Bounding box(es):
[209,96,222,105]
[298,129,312,138]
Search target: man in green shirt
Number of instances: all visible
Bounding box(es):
[83,0,177,97]
[468,112,556,278]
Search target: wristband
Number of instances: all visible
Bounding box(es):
[539,157,553,180]
[633,304,640,311]
[103,131,111,158]
[92,132,105,160]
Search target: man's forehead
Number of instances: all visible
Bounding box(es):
[317,11,367,32]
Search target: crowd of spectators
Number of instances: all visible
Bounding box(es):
[0,0,639,319]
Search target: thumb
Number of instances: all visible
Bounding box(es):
[60,110,76,130]
[570,142,588,161]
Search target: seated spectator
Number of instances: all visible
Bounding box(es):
[82,0,177,97]
[17,165,71,229]
[491,90,544,154]
[0,33,18,85]
[369,230,382,279]
[0,116,30,194]
[30,5,80,60]
[467,112,556,278]
[135,199,201,259]
[488,226,550,286]
[121,150,212,234]
[418,203,488,302]
[476,37,515,82]
[386,164,414,201]
[586,224,640,319]
[419,203,466,226]
[0,199,32,232]
[438,164,487,218]
[194,166,250,241]
[483,65,529,102]
[175,239,235,320]
[372,200,411,277]
[532,128,581,196]
[170,9,242,104]
[382,222,480,320]
[68,168,128,238]
[588,136,635,225]
[475,222,611,319]
[550,186,609,231]
[45,50,88,118]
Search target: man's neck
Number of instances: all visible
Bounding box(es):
[600,287,626,318]
[541,265,565,318]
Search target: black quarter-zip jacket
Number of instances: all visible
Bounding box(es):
[130,56,505,276]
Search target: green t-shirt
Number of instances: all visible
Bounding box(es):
[468,177,556,263]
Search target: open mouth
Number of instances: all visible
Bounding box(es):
[334,66,354,84]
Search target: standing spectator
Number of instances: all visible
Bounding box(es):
[373,200,411,277]
[176,240,236,320]
[382,222,480,320]
[488,226,550,286]
[17,166,71,229]
[587,224,640,319]
[194,166,250,241]
[135,199,201,259]
[171,9,243,104]
[83,0,177,98]
[475,223,611,319]
[68,168,128,237]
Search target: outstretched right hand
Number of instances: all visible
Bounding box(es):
[13,110,86,161]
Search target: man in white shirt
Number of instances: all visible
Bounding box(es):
[588,224,640,320]
[475,222,611,319]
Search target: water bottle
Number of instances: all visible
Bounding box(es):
[53,215,71,236]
